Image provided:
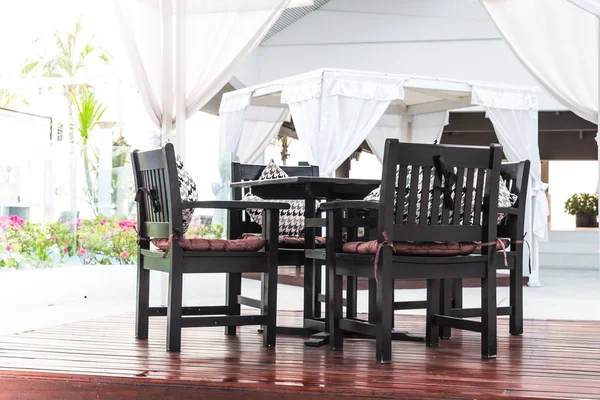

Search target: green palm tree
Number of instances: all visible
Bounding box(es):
[21,15,111,143]
[71,88,107,215]
[0,89,15,108]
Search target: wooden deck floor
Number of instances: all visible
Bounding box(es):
[0,312,599,399]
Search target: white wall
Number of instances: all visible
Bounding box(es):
[234,0,563,111]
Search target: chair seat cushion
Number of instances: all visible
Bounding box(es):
[152,236,265,252]
[342,240,478,257]
[279,236,326,248]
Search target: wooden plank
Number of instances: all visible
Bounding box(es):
[0,312,600,400]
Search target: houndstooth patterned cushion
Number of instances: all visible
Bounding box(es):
[175,154,198,234]
[364,167,517,225]
[244,160,314,236]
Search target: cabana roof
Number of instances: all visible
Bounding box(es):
[221,68,538,116]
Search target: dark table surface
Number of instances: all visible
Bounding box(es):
[230,176,381,200]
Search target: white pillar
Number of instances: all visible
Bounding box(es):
[175,0,187,161]
[159,0,174,307]
[160,0,174,142]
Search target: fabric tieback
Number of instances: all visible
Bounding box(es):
[433,155,456,210]
[159,230,182,258]
[133,224,182,259]
[133,225,149,245]
[477,239,509,267]
[373,231,394,283]
[135,187,161,213]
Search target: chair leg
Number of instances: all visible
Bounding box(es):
[314,263,323,318]
[135,260,150,340]
[345,276,358,319]
[303,261,317,320]
[262,268,278,347]
[262,208,279,347]
[167,269,183,352]
[375,278,393,364]
[509,262,524,335]
[426,279,440,348]
[368,278,377,323]
[452,278,463,309]
[329,267,344,351]
[440,279,452,339]
[481,271,498,359]
[225,273,242,336]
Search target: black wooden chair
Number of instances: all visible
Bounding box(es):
[229,162,324,331]
[449,160,530,335]
[322,140,503,363]
[131,144,288,352]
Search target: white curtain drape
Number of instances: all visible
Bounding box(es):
[113,0,290,151]
[219,94,290,163]
[214,95,289,227]
[412,111,450,143]
[237,106,290,164]
[480,0,598,124]
[281,72,405,176]
[366,111,449,163]
[568,0,600,16]
[366,114,404,163]
[472,85,545,284]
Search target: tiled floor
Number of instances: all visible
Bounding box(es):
[0,266,598,336]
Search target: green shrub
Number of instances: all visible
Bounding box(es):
[1,215,223,269]
[564,193,598,216]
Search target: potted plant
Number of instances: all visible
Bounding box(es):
[564,193,598,227]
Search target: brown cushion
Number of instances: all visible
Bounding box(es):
[152,236,265,252]
[342,240,478,257]
[278,236,326,248]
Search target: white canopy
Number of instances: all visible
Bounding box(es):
[479,0,600,285]
[218,68,544,280]
[112,0,308,156]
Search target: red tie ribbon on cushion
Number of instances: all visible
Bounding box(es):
[373,231,394,283]
[158,231,181,258]
[133,224,182,259]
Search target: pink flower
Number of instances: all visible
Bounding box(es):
[99,219,107,226]
[5,245,11,252]
[51,236,57,242]
[118,220,135,230]
[120,251,129,259]
[63,246,68,254]
[79,248,87,255]
[1,215,24,229]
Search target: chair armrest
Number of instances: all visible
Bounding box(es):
[497,207,519,215]
[320,200,379,211]
[182,200,290,210]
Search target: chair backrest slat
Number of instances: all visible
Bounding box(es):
[131,144,182,238]
[394,165,408,222]
[463,168,476,223]
[453,167,465,225]
[378,140,502,244]
[419,166,432,225]
[407,166,420,225]
[430,173,441,226]
[472,168,486,226]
